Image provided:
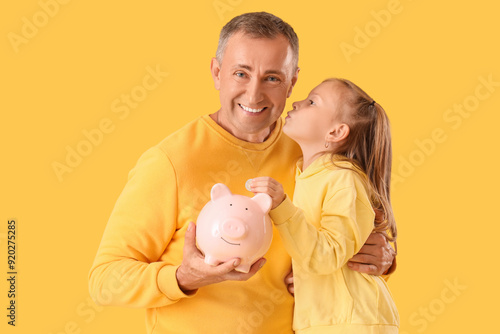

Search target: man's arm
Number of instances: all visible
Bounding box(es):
[89,146,267,307]
[89,147,188,308]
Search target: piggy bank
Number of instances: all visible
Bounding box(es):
[195,183,273,273]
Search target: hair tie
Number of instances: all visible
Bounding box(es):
[369,100,376,107]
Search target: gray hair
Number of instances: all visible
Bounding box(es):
[216,12,299,72]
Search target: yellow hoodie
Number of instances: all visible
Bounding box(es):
[89,115,302,333]
[270,155,399,334]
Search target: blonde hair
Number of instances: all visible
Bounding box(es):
[324,78,397,242]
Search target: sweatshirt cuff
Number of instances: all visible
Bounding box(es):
[157,264,197,301]
[269,195,297,225]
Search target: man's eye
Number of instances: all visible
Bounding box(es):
[235,72,245,78]
[267,76,280,82]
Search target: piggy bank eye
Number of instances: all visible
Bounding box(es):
[229,204,232,206]
[245,208,248,210]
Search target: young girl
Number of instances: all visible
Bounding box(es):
[250,78,399,333]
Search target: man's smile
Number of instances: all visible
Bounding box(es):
[239,103,267,113]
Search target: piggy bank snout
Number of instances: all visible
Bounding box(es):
[221,219,247,240]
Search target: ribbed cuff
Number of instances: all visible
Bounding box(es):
[269,195,297,225]
[157,264,197,301]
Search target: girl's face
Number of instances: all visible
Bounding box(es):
[283,80,345,148]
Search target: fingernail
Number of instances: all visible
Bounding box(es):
[187,222,193,232]
[259,259,266,268]
[347,262,353,268]
[233,259,241,266]
[245,179,253,191]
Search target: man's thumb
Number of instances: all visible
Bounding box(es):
[184,222,196,247]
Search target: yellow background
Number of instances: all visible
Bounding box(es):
[1,0,498,333]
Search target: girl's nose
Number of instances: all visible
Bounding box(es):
[292,101,299,110]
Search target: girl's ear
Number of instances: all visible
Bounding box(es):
[326,123,350,144]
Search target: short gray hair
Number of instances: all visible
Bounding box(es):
[216,12,299,72]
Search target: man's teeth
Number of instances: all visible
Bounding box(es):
[240,104,265,113]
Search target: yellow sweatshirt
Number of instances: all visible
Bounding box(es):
[88,115,302,333]
[270,155,399,334]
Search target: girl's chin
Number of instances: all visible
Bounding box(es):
[283,128,299,143]
[282,126,290,137]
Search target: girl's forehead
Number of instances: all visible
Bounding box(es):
[311,80,346,102]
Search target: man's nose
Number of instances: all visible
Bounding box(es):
[246,79,264,105]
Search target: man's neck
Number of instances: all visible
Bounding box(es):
[210,112,277,143]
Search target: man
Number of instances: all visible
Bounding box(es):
[89,12,396,333]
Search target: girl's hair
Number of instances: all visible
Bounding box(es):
[324,78,397,242]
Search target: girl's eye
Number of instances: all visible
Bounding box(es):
[309,100,315,105]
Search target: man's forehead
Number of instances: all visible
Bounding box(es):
[228,32,287,49]
[223,33,295,75]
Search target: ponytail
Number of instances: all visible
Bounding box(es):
[370,102,396,241]
[323,78,397,242]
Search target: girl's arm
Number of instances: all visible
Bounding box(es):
[250,176,374,275]
[273,189,374,274]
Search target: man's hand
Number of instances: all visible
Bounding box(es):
[347,232,396,276]
[248,177,285,209]
[175,222,266,292]
[284,268,294,296]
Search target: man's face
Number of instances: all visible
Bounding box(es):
[211,32,298,142]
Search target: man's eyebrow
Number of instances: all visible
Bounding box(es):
[232,64,286,77]
[264,69,286,77]
[233,64,252,71]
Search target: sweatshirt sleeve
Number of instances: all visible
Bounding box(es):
[270,186,375,275]
[88,147,195,308]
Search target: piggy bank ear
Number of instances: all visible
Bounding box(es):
[211,183,233,201]
[251,193,272,213]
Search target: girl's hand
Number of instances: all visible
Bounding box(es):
[247,177,286,209]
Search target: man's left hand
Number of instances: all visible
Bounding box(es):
[347,232,396,276]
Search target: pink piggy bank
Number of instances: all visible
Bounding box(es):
[195,183,273,273]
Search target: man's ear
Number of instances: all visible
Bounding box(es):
[286,67,300,98]
[326,123,350,143]
[210,57,221,90]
